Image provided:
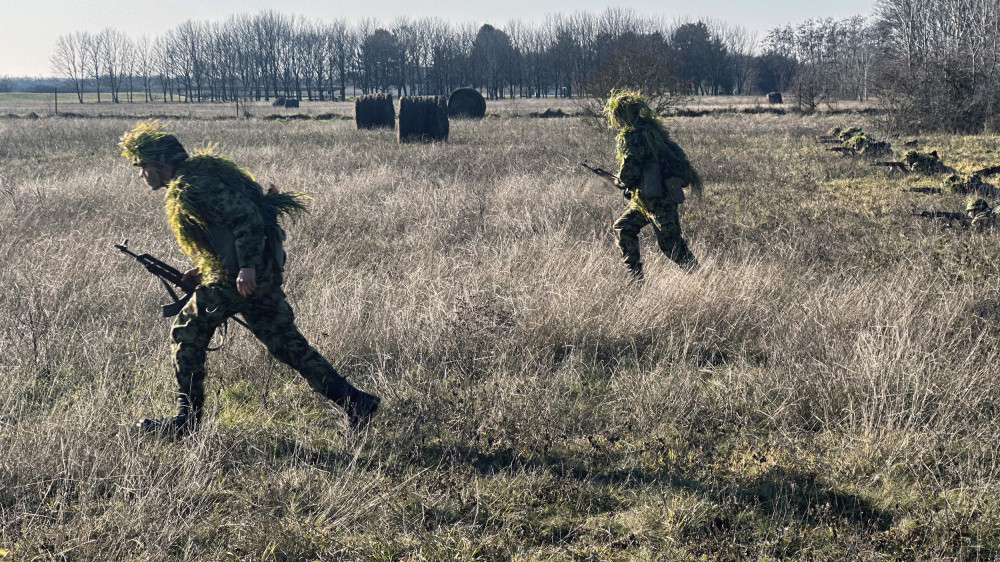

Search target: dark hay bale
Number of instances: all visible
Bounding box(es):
[767,92,783,104]
[273,97,286,107]
[355,94,395,129]
[448,88,486,119]
[283,98,299,108]
[398,96,449,143]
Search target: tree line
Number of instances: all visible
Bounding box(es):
[47,9,831,105]
[740,0,999,132]
[47,3,999,133]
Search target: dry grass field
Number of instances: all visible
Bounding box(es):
[2,97,1000,560]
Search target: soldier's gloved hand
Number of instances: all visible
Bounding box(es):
[237,267,257,297]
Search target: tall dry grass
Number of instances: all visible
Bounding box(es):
[1,103,1000,559]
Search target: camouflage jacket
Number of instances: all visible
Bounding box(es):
[165,155,283,283]
[614,120,693,201]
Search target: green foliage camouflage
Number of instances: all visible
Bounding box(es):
[119,119,188,166]
[604,89,703,198]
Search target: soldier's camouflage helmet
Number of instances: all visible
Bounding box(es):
[119,120,189,167]
[967,198,991,213]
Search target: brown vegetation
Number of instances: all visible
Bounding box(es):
[2,100,1000,559]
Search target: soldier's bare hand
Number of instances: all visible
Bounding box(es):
[180,267,201,286]
[236,267,257,297]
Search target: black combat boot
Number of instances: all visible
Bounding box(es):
[626,262,644,281]
[318,375,381,430]
[138,393,202,437]
[342,390,381,430]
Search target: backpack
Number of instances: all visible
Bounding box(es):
[637,140,694,203]
[661,140,695,203]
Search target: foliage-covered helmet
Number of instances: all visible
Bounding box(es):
[604,89,656,129]
[967,197,991,213]
[119,120,188,167]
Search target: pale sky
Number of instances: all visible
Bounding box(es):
[2,0,876,78]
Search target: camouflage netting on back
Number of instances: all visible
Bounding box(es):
[164,149,309,280]
[904,150,955,175]
[948,173,1000,199]
[836,127,893,158]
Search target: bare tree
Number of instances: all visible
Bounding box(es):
[82,31,104,103]
[715,22,758,95]
[133,35,156,102]
[470,24,517,99]
[99,28,130,103]
[326,19,356,100]
[155,30,180,102]
[875,0,1000,132]
[50,32,87,102]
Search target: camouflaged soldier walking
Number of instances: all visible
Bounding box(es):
[605,91,702,279]
[120,120,380,436]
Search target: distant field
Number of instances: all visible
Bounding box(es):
[2,101,999,559]
[0,94,594,119]
[0,93,816,120]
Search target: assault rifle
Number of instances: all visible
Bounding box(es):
[911,210,968,224]
[904,187,942,194]
[115,239,249,351]
[115,239,195,317]
[580,161,619,183]
[828,146,857,156]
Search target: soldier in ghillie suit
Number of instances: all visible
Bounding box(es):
[120,120,380,436]
[605,90,701,279]
[905,150,955,175]
[967,198,999,231]
[841,130,893,158]
[948,171,1000,199]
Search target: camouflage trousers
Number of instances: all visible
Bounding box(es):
[613,197,695,270]
[170,279,354,409]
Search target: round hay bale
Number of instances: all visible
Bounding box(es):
[273,97,286,107]
[767,92,783,104]
[283,98,299,108]
[448,88,486,119]
[398,96,449,143]
[354,94,395,129]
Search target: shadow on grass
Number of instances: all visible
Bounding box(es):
[406,441,905,555]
